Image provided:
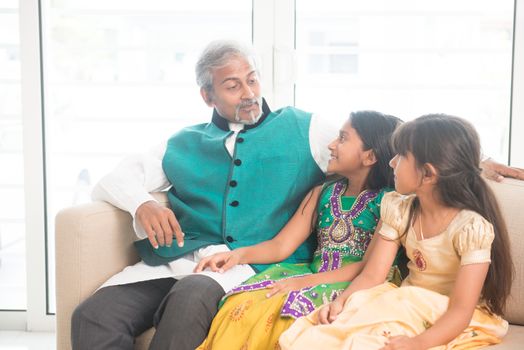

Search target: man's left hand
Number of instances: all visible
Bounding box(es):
[481,158,524,182]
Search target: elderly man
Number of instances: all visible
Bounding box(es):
[71,40,332,350]
[71,40,524,350]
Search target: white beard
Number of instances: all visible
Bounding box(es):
[234,98,263,125]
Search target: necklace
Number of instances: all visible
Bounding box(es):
[327,181,378,243]
[417,208,456,240]
[418,213,425,240]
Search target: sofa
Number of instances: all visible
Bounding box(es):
[55,179,524,349]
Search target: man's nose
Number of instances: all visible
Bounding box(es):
[241,84,255,99]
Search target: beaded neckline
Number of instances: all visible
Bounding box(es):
[324,181,378,244]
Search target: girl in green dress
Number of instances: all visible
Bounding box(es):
[195,111,403,350]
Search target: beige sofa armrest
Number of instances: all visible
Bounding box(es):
[55,192,168,350]
[487,179,524,326]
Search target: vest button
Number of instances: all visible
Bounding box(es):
[229,180,237,187]
[226,236,234,243]
[230,200,239,207]
[237,137,244,143]
[234,159,242,166]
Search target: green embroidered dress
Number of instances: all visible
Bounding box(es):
[197,181,402,350]
[222,180,401,318]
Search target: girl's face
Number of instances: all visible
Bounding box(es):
[327,121,371,176]
[389,152,423,194]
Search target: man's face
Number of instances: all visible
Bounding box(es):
[201,56,262,124]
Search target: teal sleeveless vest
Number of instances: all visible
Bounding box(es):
[135,105,324,272]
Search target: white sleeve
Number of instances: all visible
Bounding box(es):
[91,141,171,239]
[309,114,338,173]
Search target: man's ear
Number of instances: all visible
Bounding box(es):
[200,88,213,107]
[363,149,377,167]
[422,163,438,184]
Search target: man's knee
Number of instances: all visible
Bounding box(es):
[173,275,224,298]
[72,280,175,350]
[71,294,102,330]
[72,286,138,338]
[172,275,223,306]
[156,275,224,323]
[151,276,225,349]
[71,293,111,349]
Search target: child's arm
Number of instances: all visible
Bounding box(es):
[194,186,322,273]
[265,231,383,297]
[265,260,365,297]
[318,231,399,324]
[382,263,489,350]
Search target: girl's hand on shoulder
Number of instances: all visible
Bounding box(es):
[380,335,423,350]
[265,276,313,298]
[193,251,241,273]
[317,298,345,324]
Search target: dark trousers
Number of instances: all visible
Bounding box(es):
[71,275,225,350]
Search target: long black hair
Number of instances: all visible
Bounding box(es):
[392,114,514,315]
[351,111,402,190]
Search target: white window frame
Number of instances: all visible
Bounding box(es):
[510,0,524,167]
[253,0,296,107]
[20,0,54,331]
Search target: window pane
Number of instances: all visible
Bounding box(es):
[0,4,26,310]
[296,0,513,162]
[41,0,252,313]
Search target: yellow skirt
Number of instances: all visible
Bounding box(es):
[280,283,508,350]
[197,289,295,350]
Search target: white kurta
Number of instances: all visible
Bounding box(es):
[94,114,337,292]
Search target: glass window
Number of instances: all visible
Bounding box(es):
[41,0,252,313]
[0,1,26,310]
[295,0,514,162]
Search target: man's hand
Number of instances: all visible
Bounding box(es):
[136,200,184,249]
[194,250,242,273]
[481,158,524,182]
[317,298,345,324]
[265,276,313,298]
[380,335,423,350]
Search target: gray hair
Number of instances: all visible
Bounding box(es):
[195,40,258,93]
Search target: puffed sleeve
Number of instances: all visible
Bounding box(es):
[453,212,494,265]
[378,191,415,243]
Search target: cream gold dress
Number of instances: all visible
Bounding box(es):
[279,192,508,350]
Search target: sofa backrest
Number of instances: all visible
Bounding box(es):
[488,178,524,325]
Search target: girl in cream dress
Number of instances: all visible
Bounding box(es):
[280,114,513,350]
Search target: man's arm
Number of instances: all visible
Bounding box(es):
[480,157,524,181]
[92,142,182,247]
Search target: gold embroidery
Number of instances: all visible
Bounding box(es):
[265,314,274,333]
[229,299,253,321]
